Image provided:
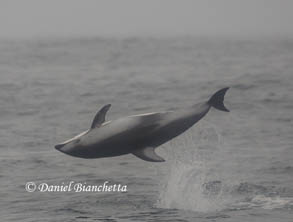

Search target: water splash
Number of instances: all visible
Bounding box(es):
[155,120,293,213]
[156,121,230,212]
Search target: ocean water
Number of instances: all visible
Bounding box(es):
[0,37,293,222]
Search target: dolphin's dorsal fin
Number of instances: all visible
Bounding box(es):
[91,104,111,129]
[132,147,165,162]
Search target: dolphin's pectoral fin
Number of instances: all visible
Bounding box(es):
[91,104,111,129]
[132,147,165,162]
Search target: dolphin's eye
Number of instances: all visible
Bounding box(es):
[74,139,80,144]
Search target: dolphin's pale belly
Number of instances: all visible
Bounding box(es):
[70,105,209,158]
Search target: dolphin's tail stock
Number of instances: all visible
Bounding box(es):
[207,87,230,112]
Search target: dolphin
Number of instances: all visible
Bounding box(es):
[55,88,229,162]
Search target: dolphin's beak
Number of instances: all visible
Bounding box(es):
[55,144,65,151]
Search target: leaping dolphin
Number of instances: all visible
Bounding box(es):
[55,88,230,162]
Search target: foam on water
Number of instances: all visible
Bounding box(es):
[231,195,293,210]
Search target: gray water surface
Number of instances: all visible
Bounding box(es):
[0,37,293,222]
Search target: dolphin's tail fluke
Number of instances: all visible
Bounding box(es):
[207,87,230,112]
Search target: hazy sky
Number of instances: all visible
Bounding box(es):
[0,0,292,38]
